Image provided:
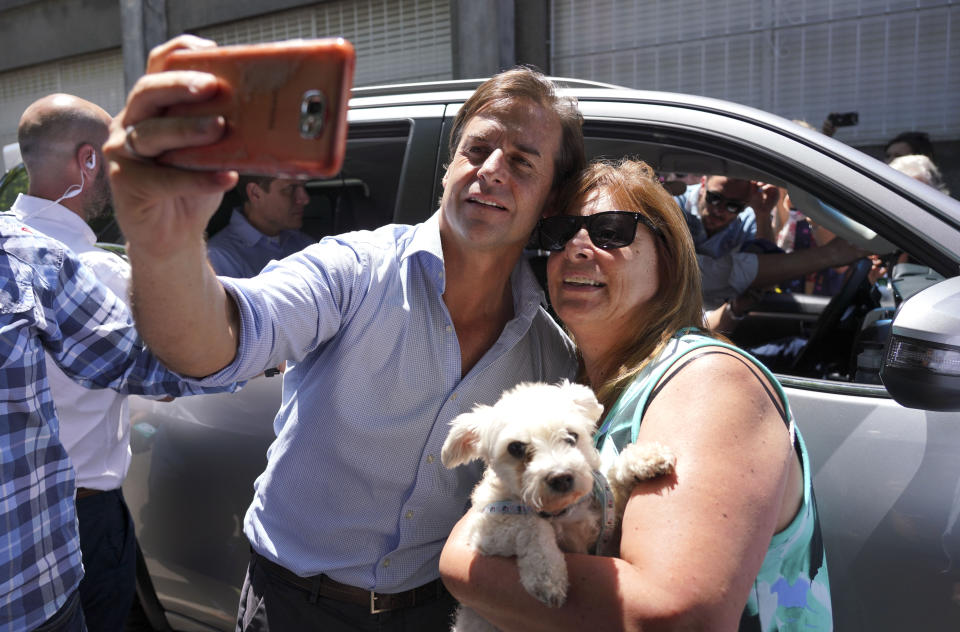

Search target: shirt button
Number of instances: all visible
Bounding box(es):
[405,510,414,520]
[450,393,458,402]
[383,558,391,568]
[445,325,452,333]
[426,454,435,464]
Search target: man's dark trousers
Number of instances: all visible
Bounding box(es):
[236,550,458,631]
[32,589,87,632]
[76,488,137,632]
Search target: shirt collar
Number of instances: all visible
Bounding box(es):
[228,208,287,248]
[400,211,547,310]
[400,211,446,291]
[511,253,549,312]
[400,210,444,262]
[11,193,97,251]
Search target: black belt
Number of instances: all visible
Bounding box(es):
[252,550,448,614]
[75,487,103,499]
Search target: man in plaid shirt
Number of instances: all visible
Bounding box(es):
[0,214,234,631]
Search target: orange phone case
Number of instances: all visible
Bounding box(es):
[156,39,355,179]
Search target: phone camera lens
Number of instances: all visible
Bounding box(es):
[300,90,327,138]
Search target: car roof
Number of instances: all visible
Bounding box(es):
[351,75,624,98]
[348,78,960,232]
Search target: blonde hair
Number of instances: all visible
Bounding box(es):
[556,158,709,411]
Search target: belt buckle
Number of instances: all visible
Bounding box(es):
[370,591,389,615]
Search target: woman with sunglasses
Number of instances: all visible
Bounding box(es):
[439,159,832,631]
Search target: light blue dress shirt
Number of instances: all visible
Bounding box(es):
[676,183,759,307]
[198,212,577,592]
[206,208,315,278]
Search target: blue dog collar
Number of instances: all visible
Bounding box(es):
[478,470,617,555]
[480,501,533,515]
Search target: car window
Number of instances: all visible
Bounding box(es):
[580,120,937,388]
[0,163,28,210]
[205,120,412,242]
[303,120,411,239]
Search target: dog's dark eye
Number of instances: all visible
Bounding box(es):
[507,441,526,459]
[564,432,579,446]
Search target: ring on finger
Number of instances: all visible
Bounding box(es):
[123,124,150,161]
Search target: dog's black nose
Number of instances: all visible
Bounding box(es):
[547,474,573,493]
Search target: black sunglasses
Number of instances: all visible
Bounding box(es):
[536,211,662,251]
[704,190,747,215]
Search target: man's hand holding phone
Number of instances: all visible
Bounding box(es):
[103,35,354,378]
[105,35,355,261]
[105,35,237,261]
[155,37,355,179]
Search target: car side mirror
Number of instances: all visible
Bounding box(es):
[880,275,960,411]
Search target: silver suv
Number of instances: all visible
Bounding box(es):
[124,79,960,631]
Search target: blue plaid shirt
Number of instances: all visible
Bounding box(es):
[0,213,232,631]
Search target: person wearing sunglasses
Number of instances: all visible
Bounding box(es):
[440,158,832,631]
[675,175,778,302]
[676,174,868,311]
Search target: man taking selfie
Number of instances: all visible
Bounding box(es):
[105,36,579,630]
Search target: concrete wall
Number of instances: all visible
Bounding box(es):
[0,0,120,72]
[450,0,548,78]
[165,0,315,34]
[1,0,542,79]
[514,0,549,73]
[5,0,953,197]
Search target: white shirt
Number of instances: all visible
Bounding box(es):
[12,193,133,490]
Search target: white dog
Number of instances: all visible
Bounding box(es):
[441,380,675,632]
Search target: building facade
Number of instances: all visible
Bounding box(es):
[1,0,957,187]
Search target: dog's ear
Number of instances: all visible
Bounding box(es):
[441,407,489,468]
[559,379,604,424]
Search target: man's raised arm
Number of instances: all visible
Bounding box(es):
[104,36,240,377]
[750,237,870,290]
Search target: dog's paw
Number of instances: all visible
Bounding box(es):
[613,441,676,485]
[518,560,569,607]
[524,573,568,608]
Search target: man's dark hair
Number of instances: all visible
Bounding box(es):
[885,131,935,160]
[448,67,585,193]
[236,175,276,204]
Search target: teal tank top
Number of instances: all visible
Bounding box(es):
[594,330,833,630]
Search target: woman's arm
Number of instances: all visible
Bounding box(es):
[616,349,801,627]
[440,349,801,631]
[440,514,676,632]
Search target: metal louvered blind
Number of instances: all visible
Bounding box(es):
[0,1,452,164]
[196,0,453,87]
[0,49,125,154]
[551,0,959,144]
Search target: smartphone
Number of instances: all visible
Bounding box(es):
[155,38,355,179]
[827,111,859,128]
